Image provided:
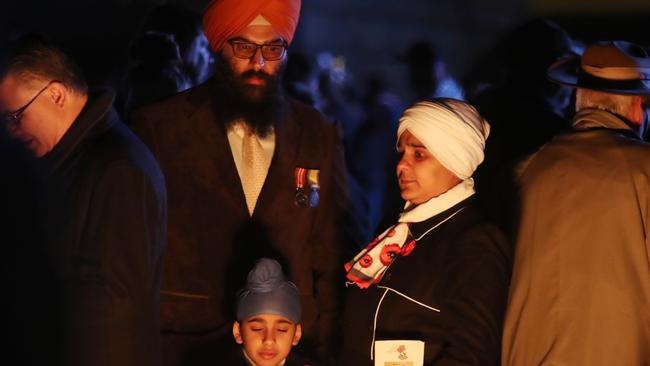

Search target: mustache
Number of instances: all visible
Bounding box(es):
[239,70,272,82]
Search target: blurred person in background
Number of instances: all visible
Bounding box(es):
[400,41,464,105]
[124,31,191,115]
[140,3,214,86]
[283,50,320,107]
[466,18,578,236]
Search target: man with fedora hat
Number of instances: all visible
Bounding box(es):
[501,41,650,366]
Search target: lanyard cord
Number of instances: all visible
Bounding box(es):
[408,207,466,242]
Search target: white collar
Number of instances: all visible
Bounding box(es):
[399,178,475,223]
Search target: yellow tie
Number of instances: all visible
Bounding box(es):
[241,127,268,215]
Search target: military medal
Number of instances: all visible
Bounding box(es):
[307,169,320,208]
[294,167,309,206]
[295,167,320,207]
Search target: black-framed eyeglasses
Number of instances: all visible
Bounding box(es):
[227,40,288,61]
[3,80,55,127]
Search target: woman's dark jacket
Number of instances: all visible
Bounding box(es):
[340,198,511,365]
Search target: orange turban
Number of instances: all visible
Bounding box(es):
[203,0,301,53]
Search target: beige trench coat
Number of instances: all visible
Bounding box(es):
[502,109,650,366]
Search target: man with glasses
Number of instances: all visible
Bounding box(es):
[130,0,350,365]
[0,35,167,366]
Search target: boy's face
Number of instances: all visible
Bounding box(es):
[233,313,302,366]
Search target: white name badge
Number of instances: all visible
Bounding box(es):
[374,340,425,366]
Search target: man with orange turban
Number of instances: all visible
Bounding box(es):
[202,0,301,53]
[130,1,351,365]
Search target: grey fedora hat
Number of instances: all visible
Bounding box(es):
[547,40,650,95]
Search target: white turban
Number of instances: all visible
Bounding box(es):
[397,99,490,180]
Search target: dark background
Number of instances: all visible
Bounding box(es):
[1,0,649,98]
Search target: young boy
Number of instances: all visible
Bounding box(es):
[231,258,311,366]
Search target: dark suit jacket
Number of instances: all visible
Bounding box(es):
[38,92,167,366]
[130,79,349,365]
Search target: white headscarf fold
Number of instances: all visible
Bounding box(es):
[397,99,490,180]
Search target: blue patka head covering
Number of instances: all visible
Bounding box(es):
[236,258,301,323]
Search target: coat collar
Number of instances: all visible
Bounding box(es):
[39,91,116,177]
[572,108,640,138]
[408,197,472,241]
[185,81,249,218]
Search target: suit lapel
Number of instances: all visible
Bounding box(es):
[253,104,303,219]
[189,90,249,218]
[189,86,303,220]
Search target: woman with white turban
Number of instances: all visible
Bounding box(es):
[340,99,511,365]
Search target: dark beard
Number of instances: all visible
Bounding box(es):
[211,56,286,137]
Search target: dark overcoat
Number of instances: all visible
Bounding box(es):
[39,92,167,366]
[502,109,650,365]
